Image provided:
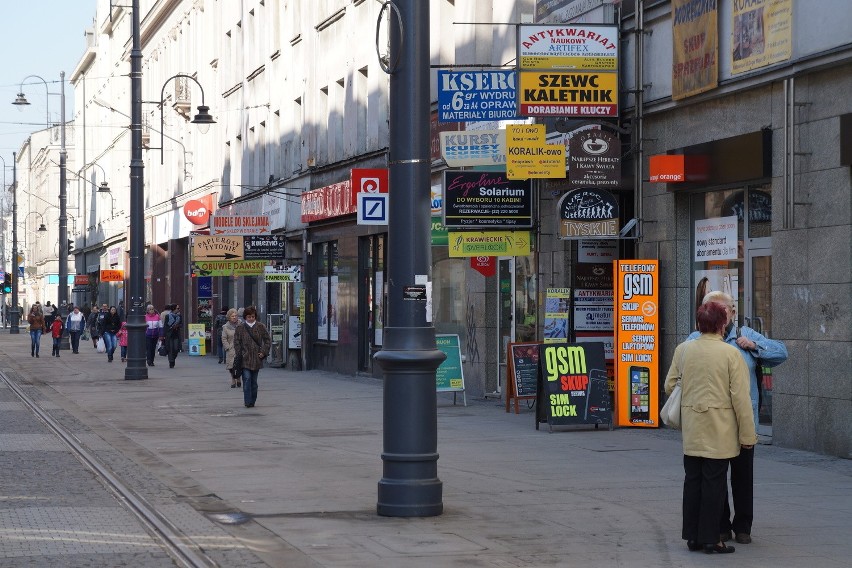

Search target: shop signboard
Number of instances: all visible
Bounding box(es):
[506,124,566,180]
[543,288,571,343]
[731,0,792,75]
[443,170,533,228]
[518,71,618,117]
[517,24,618,71]
[243,235,286,260]
[613,260,661,428]
[671,0,718,100]
[264,265,302,282]
[100,269,124,282]
[568,129,621,187]
[74,274,90,286]
[448,231,531,257]
[211,214,271,235]
[192,235,285,261]
[573,304,612,331]
[437,70,519,123]
[300,180,354,223]
[191,260,267,277]
[557,187,619,239]
[440,130,506,167]
[187,323,206,356]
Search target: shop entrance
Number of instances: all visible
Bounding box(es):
[691,184,775,428]
[497,256,538,395]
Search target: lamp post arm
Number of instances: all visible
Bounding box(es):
[159,73,208,165]
[18,74,50,127]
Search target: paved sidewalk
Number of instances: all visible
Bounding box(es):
[1,330,851,567]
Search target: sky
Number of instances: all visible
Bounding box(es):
[0,1,98,189]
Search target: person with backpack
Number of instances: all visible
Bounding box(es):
[162,304,183,368]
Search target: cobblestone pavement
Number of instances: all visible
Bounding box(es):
[1,329,850,567]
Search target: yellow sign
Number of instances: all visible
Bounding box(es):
[187,323,206,356]
[448,231,531,257]
[506,124,566,180]
[192,235,244,261]
[519,71,618,117]
[672,0,718,100]
[731,0,792,75]
[100,269,125,282]
[191,260,267,276]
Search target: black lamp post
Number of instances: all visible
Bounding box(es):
[13,73,68,319]
[374,0,444,517]
[10,152,19,334]
[126,0,146,380]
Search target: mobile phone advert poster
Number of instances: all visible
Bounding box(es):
[613,260,660,428]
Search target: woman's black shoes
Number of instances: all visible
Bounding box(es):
[703,543,735,554]
[686,540,702,552]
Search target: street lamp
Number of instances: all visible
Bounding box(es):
[153,73,215,164]
[12,73,68,316]
[10,152,20,333]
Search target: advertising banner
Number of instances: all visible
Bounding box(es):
[440,130,506,167]
[437,70,519,122]
[573,304,613,331]
[671,0,718,100]
[435,334,466,393]
[731,0,792,75]
[614,260,660,428]
[100,269,124,282]
[518,24,618,71]
[506,123,566,179]
[519,71,618,117]
[443,171,533,228]
[694,216,738,261]
[264,265,302,283]
[543,288,571,343]
[187,323,206,356]
[211,214,271,235]
[448,231,532,257]
[537,342,611,427]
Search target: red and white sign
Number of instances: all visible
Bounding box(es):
[183,194,215,225]
[300,180,355,223]
[351,168,388,194]
[211,215,271,235]
[470,256,496,277]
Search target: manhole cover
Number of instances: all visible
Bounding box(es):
[208,512,252,525]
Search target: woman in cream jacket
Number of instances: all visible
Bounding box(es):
[665,301,756,554]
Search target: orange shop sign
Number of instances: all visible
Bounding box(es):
[648,154,709,183]
[74,275,89,286]
[100,269,125,282]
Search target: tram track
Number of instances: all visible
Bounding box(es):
[1,368,218,568]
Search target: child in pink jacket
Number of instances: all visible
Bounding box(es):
[117,321,128,362]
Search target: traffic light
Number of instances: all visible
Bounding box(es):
[67,239,74,252]
[2,272,11,294]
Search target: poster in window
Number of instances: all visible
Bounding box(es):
[374,271,384,346]
[317,276,329,340]
[329,275,339,342]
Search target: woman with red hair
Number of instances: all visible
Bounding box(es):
[665,301,756,554]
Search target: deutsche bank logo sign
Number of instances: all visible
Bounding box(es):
[357,192,388,225]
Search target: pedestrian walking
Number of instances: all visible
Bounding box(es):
[213,306,229,363]
[666,301,756,554]
[117,321,128,362]
[688,291,788,545]
[220,308,240,388]
[88,304,105,348]
[50,315,64,357]
[162,304,182,368]
[65,305,86,354]
[144,305,161,366]
[27,305,45,358]
[233,306,271,408]
[43,301,56,329]
[101,306,122,362]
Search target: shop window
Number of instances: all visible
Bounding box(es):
[315,241,339,342]
[432,247,467,351]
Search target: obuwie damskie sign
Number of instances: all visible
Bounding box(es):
[443,171,533,229]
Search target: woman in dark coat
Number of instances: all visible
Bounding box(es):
[101,306,122,362]
[233,306,271,408]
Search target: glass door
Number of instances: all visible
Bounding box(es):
[746,247,773,426]
[497,256,539,395]
[497,257,513,395]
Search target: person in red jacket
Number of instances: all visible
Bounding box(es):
[50,315,64,357]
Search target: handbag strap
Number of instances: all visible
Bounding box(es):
[243,324,264,350]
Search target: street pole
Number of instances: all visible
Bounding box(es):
[125,0,147,380]
[58,72,70,348]
[374,0,444,517]
[10,152,20,334]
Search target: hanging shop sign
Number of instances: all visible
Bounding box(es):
[536,342,612,430]
[192,235,243,261]
[243,235,286,260]
[183,194,214,226]
[731,0,792,76]
[569,129,621,187]
[517,24,618,71]
[543,288,571,344]
[100,269,124,282]
[470,256,497,277]
[264,264,302,282]
[649,153,710,183]
[437,70,519,123]
[448,231,531,257]
[211,214,271,235]
[191,260,267,277]
[557,188,619,239]
[518,71,618,117]
[443,171,533,229]
[613,260,661,428]
[536,0,608,24]
[74,274,90,286]
[351,168,389,195]
[671,0,718,100]
[506,124,566,179]
[440,130,506,167]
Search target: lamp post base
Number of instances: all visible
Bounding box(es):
[9,309,20,334]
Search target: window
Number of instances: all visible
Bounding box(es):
[315,241,339,342]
